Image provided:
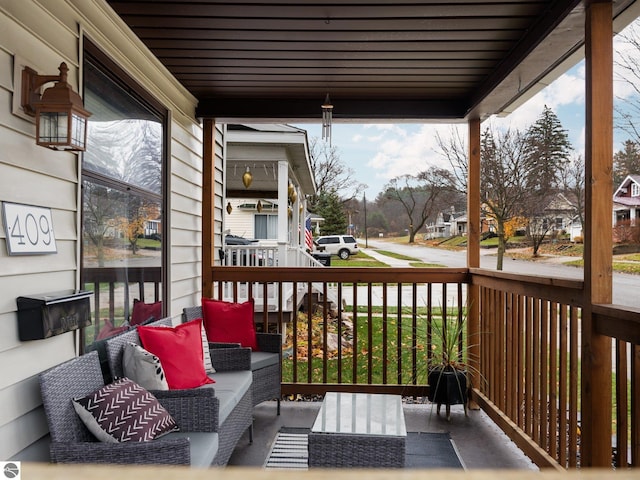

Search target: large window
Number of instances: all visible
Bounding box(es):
[81,43,166,350]
[255,214,278,239]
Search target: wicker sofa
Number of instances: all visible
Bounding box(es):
[182,305,282,414]
[39,317,253,467]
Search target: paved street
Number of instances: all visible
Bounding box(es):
[360,238,639,308]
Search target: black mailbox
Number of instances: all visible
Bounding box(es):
[17,290,92,341]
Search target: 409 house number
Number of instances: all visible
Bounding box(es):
[2,202,57,255]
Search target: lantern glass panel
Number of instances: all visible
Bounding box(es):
[39,111,69,144]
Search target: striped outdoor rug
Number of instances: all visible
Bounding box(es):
[264,428,464,470]
[264,428,309,470]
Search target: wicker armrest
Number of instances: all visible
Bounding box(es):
[152,388,218,432]
[50,438,191,465]
[256,332,282,353]
[210,341,241,349]
[210,346,251,371]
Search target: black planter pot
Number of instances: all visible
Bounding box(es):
[428,367,468,420]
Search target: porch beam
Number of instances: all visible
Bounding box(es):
[203,119,216,297]
[583,0,613,467]
[467,117,481,402]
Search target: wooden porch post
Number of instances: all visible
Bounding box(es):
[202,119,216,297]
[467,117,481,405]
[583,0,613,467]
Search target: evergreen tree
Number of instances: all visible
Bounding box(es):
[524,105,572,189]
[613,140,640,186]
[315,191,348,235]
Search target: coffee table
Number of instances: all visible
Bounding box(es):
[308,392,407,468]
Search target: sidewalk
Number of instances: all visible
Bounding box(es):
[359,247,414,267]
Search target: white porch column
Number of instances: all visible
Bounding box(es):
[292,183,300,248]
[277,160,289,265]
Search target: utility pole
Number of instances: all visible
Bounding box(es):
[364,193,368,248]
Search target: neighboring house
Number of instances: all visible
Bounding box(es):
[223,124,317,263]
[613,174,640,225]
[425,208,457,239]
[536,192,579,234]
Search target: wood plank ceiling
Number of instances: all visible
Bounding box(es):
[107,0,637,122]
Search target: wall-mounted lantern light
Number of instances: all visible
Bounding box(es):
[21,62,91,151]
[226,201,233,214]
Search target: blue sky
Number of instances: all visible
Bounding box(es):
[296,19,640,199]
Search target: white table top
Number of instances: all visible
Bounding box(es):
[311,392,407,437]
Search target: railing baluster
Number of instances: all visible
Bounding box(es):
[396,284,403,386]
[616,339,628,468]
[569,306,579,467]
[352,283,358,385]
[549,302,558,460]
[307,281,313,384]
[533,297,541,446]
[382,283,388,385]
[632,344,639,467]
[506,291,514,420]
[292,281,298,385]
[517,294,525,430]
[427,283,433,379]
[525,296,533,438]
[337,283,343,385]
[559,304,568,467]
[322,281,328,384]
[367,283,373,385]
[540,300,549,452]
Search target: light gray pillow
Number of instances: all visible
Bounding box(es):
[122,342,169,390]
[200,320,216,374]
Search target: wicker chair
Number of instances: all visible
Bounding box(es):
[183,305,282,414]
[39,350,219,466]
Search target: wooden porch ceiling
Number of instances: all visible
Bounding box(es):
[108,0,638,123]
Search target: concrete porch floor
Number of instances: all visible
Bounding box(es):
[228,399,540,470]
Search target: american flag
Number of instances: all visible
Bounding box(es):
[305,216,314,250]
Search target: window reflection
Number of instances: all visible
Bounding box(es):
[81,53,165,349]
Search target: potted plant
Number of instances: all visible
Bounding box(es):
[427,304,474,421]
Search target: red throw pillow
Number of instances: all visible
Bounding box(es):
[201,298,259,351]
[131,300,162,326]
[138,319,214,389]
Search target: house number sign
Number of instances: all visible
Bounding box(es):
[2,202,57,255]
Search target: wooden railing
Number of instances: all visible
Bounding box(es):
[211,265,640,470]
[592,303,640,468]
[470,269,585,469]
[211,267,469,398]
[81,266,162,344]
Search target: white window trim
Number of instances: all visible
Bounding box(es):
[632,183,640,197]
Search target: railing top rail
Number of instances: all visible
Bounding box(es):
[469,267,584,307]
[82,266,162,282]
[211,266,470,283]
[593,303,640,344]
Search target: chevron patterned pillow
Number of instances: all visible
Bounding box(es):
[72,377,178,443]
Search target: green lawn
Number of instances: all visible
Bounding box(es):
[375,250,421,261]
[564,258,640,274]
[282,310,464,386]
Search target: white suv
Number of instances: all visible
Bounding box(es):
[314,235,359,259]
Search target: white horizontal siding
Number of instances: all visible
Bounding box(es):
[0,0,211,458]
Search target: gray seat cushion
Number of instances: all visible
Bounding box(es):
[162,431,219,468]
[251,351,279,370]
[198,370,252,424]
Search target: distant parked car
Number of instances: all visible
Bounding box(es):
[314,235,359,260]
[224,234,258,245]
[222,234,259,265]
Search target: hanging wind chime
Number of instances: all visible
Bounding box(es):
[322,93,333,145]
